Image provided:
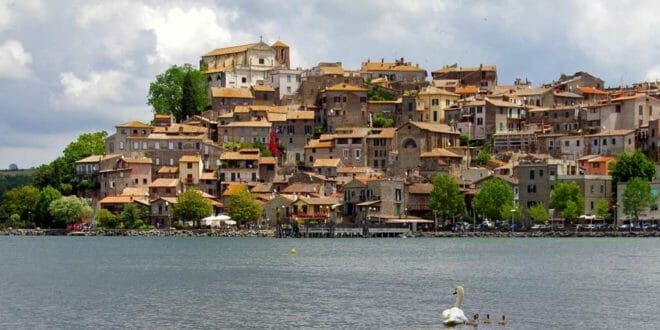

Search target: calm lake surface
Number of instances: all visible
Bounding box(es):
[0,237,658,329]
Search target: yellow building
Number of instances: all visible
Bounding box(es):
[416,86,459,123]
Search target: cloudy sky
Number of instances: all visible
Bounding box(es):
[1,0,659,168]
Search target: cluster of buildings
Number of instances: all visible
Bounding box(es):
[75,39,660,228]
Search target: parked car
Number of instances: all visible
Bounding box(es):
[530,224,547,231]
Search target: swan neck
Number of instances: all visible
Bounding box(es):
[455,290,463,308]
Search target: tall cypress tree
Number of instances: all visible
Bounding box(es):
[180,72,197,122]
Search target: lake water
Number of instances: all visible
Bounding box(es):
[0,237,658,329]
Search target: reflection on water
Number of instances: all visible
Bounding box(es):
[0,237,658,329]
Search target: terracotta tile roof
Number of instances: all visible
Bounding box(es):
[313,158,342,167]
[222,183,248,196]
[494,174,518,185]
[588,156,617,163]
[579,86,608,95]
[271,40,288,47]
[585,129,635,137]
[408,183,433,194]
[404,121,458,134]
[282,183,320,194]
[324,83,368,92]
[286,111,315,120]
[219,120,272,128]
[420,148,462,158]
[251,182,273,193]
[486,98,524,108]
[419,85,459,96]
[512,87,552,97]
[179,155,201,163]
[304,139,333,149]
[157,166,179,174]
[433,64,496,74]
[149,178,179,188]
[211,87,255,99]
[337,166,375,174]
[367,128,396,139]
[220,151,260,161]
[362,62,426,72]
[318,65,345,76]
[456,85,478,94]
[554,91,583,98]
[75,154,121,163]
[116,121,151,128]
[611,93,646,102]
[155,114,172,120]
[252,84,275,92]
[203,43,258,57]
[100,195,150,205]
[121,187,149,196]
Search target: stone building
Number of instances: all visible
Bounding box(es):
[366,128,396,171]
[210,87,255,115]
[321,83,368,132]
[105,121,153,155]
[361,58,427,83]
[393,121,460,176]
[431,64,497,90]
[585,130,636,155]
[416,85,459,123]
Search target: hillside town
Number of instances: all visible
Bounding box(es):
[74,39,660,233]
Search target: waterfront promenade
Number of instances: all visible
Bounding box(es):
[2,228,660,238]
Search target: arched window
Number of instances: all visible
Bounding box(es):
[403,139,417,148]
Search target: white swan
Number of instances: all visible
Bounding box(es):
[442,286,469,326]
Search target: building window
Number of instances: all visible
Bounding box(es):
[187,162,193,169]
[287,74,291,82]
[241,77,247,83]
[133,142,139,150]
[119,141,124,150]
[616,105,621,113]
[142,142,147,149]
[395,189,402,201]
[539,170,544,177]
[639,105,643,115]
[529,170,535,180]
[169,158,174,166]
[343,149,349,159]
[612,138,616,145]
[432,99,439,106]
[259,58,264,65]
[354,149,361,161]
[168,142,174,150]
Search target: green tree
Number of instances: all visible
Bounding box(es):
[528,202,549,223]
[372,112,394,128]
[33,131,107,192]
[174,189,213,227]
[459,134,469,146]
[227,189,263,225]
[594,198,611,222]
[550,182,584,217]
[475,148,492,166]
[428,174,465,227]
[147,64,210,122]
[562,200,580,223]
[120,203,148,229]
[610,151,656,185]
[48,196,93,227]
[8,213,23,228]
[473,178,514,220]
[623,177,657,225]
[499,202,521,225]
[34,186,62,228]
[0,185,39,227]
[180,71,197,121]
[95,208,119,229]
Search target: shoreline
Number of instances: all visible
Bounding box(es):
[1,229,660,238]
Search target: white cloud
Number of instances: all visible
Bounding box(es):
[142,6,234,64]
[0,40,32,79]
[0,0,45,32]
[76,2,235,67]
[54,70,128,108]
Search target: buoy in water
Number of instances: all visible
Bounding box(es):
[290,248,297,254]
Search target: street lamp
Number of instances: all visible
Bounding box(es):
[510,208,516,233]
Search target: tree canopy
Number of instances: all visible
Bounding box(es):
[428,174,465,223]
[48,196,93,227]
[372,112,394,128]
[148,64,210,122]
[473,178,514,220]
[499,202,521,224]
[550,182,584,218]
[610,151,656,184]
[562,200,580,223]
[475,148,492,166]
[0,185,39,227]
[32,131,107,194]
[594,198,611,222]
[227,190,263,225]
[174,189,213,227]
[623,177,657,224]
[528,202,549,223]
[34,186,62,228]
